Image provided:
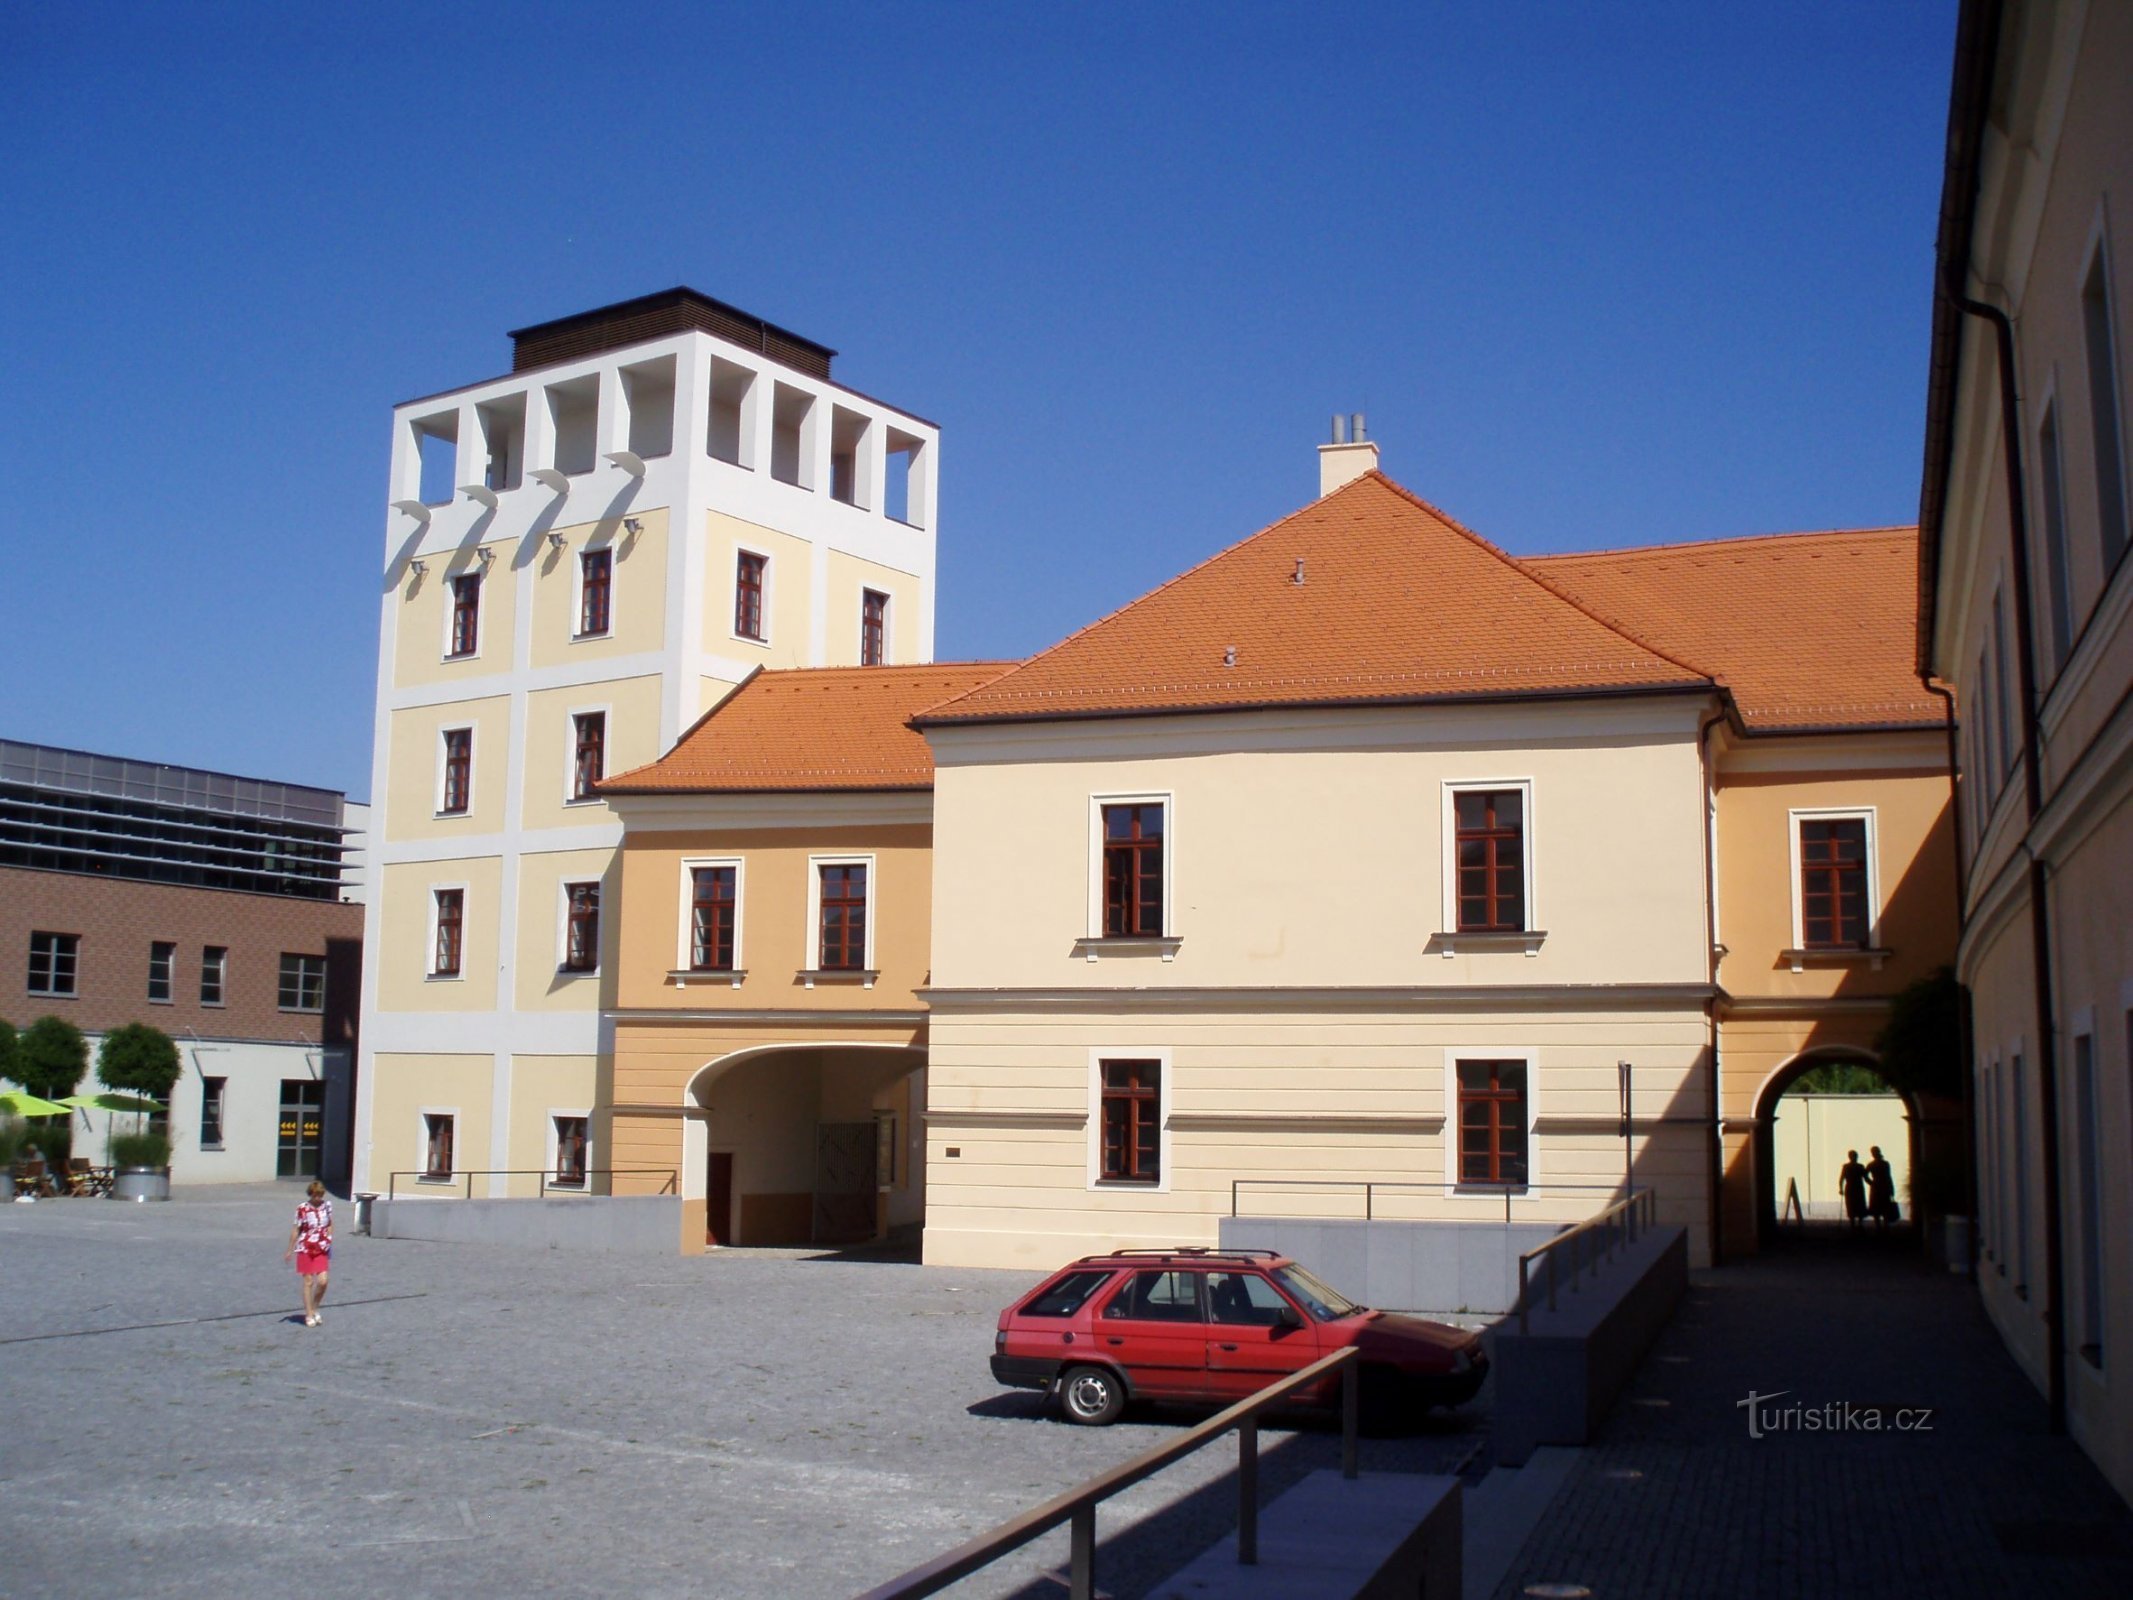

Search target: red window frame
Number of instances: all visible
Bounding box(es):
[441,728,472,814]
[861,588,888,666]
[1456,1059,1529,1188]
[1101,803,1164,937]
[691,866,737,971]
[449,574,481,657]
[1454,789,1525,932]
[433,889,463,977]
[1099,1059,1161,1184]
[578,548,612,637]
[563,882,600,972]
[572,712,605,801]
[1799,817,1870,948]
[735,552,766,640]
[818,863,867,971]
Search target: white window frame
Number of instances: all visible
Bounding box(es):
[2035,372,2075,674]
[2081,207,2129,573]
[557,876,603,977]
[427,882,468,981]
[2069,1007,2103,1369]
[1085,791,1175,946]
[1439,778,1538,937]
[1442,1046,1540,1196]
[1086,1046,1173,1194]
[572,542,616,641]
[441,568,485,661]
[417,1106,460,1184]
[547,1108,594,1190]
[27,930,80,997]
[805,853,877,981]
[199,944,228,1008]
[1786,805,1882,953]
[732,546,773,646]
[436,724,474,817]
[678,856,746,980]
[563,703,612,806]
[860,585,891,665]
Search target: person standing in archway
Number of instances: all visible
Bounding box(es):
[1866,1146,1897,1227]
[1839,1150,1869,1229]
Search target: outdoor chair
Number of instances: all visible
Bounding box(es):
[12,1157,51,1198]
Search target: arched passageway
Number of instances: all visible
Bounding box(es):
[1754,1048,1918,1251]
[684,1043,925,1248]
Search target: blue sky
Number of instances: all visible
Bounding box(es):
[0,3,1956,800]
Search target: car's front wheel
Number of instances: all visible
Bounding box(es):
[1058,1365,1125,1426]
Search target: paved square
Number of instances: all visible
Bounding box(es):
[0,1187,1484,1599]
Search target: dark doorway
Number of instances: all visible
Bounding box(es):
[706,1152,734,1246]
[276,1079,324,1179]
[813,1122,877,1244]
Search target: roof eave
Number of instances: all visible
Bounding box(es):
[915,680,1718,732]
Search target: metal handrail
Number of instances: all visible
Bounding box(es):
[1515,1187,1658,1333]
[383,1167,677,1202]
[1231,1177,1633,1223]
[855,1346,1361,1600]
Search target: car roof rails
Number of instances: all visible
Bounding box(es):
[1095,1246,1286,1261]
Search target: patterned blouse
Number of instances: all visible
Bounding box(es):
[294,1198,333,1255]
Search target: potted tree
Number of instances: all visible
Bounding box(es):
[13,1016,87,1179]
[98,1023,181,1202]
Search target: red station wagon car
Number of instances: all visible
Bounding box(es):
[991,1247,1488,1427]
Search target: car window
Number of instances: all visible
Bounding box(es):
[1101,1269,1204,1322]
[1024,1269,1115,1318]
[1206,1271,1295,1326]
[1271,1264,1361,1321]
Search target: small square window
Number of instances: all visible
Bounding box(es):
[278,953,326,1013]
[27,931,80,997]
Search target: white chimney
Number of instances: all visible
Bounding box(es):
[1318,411,1379,496]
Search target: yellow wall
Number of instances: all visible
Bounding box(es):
[826,550,923,666]
[702,511,812,665]
[382,697,512,842]
[503,1053,601,1196]
[390,543,519,688]
[368,1052,494,1189]
[376,856,503,1010]
[518,676,664,832]
[513,848,621,1011]
[528,510,668,670]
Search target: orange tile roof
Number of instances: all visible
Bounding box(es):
[602,663,1015,794]
[1526,527,1943,731]
[919,473,1710,725]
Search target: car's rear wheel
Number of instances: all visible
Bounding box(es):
[1058,1365,1125,1426]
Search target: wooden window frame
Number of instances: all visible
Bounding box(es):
[447,573,482,659]
[735,550,767,642]
[1788,807,1879,952]
[815,861,868,972]
[439,726,473,816]
[688,863,739,972]
[431,887,465,979]
[1452,1056,1531,1191]
[577,547,613,639]
[570,711,606,802]
[1092,1055,1166,1187]
[1097,799,1167,939]
[561,880,601,974]
[1451,786,1527,933]
[861,587,888,666]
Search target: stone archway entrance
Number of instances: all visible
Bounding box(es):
[1753,1049,1917,1249]
[686,1043,925,1248]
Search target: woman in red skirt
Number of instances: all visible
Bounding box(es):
[284,1180,333,1327]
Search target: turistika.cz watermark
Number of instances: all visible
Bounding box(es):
[1737,1390,1936,1439]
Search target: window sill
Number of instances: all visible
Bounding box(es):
[564,795,604,807]
[1094,1177,1162,1188]
[556,965,600,979]
[800,968,878,990]
[668,967,746,989]
[278,1006,325,1016]
[441,653,480,665]
[426,973,464,983]
[28,991,78,1001]
[1781,946,1892,974]
[199,1001,226,1009]
[434,810,470,821]
[148,996,173,1006]
[1075,936,1182,963]
[1428,930,1546,958]
[417,1175,455,1187]
[572,631,612,644]
[199,1143,224,1153]
[1453,1183,1531,1196]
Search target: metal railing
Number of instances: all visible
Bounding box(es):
[1515,1186,1658,1333]
[1230,1177,1633,1224]
[856,1347,1360,1600]
[384,1167,677,1202]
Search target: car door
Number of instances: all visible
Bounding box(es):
[1204,1270,1322,1401]
[1094,1268,1212,1401]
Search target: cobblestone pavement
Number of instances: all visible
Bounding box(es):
[0,1187,1484,1600]
[1492,1235,2133,1599]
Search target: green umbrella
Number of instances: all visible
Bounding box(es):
[0,1090,74,1117]
[57,1093,163,1114]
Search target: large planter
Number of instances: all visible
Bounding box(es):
[111,1166,170,1202]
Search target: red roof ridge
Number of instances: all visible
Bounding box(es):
[1357,474,1715,687]
[1528,525,1919,564]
